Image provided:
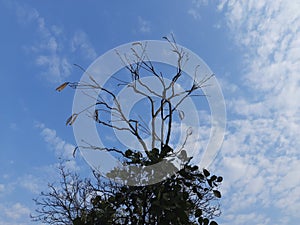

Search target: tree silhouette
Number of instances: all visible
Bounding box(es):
[32,36,223,225]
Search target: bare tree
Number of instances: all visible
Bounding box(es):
[66,36,212,160]
[31,163,92,224]
[33,36,223,225]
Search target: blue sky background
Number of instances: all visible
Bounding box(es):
[0,0,300,224]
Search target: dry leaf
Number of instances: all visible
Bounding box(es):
[132,42,141,46]
[89,75,97,85]
[178,110,185,120]
[66,114,78,126]
[73,146,78,158]
[56,82,69,92]
[187,127,193,136]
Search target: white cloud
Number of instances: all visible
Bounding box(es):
[18,175,41,194]
[10,3,97,83]
[14,4,72,83]
[188,0,208,20]
[35,54,72,82]
[36,122,78,171]
[71,30,97,61]
[188,9,201,20]
[223,212,270,225]
[0,184,4,193]
[138,16,151,33]
[2,203,30,220]
[214,1,300,223]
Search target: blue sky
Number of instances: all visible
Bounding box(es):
[1,0,300,224]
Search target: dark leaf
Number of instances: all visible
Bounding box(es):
[208,179,213,188]
[94,110,98,121]
[196,173,205,179]
[195,209,202,217]
[210,221,218,225]
[182,191,189,200]
[213,190,221,198]
[196,192,203,199]
[152,148,159,157]
[203,169,210,177]
[178,210,189,223]
[211,175,217,181]
[198,217,203,224]
[160,145,173,158]
[125,149,133,157]
[217,176,223,182]
[191,165,198,171]
[108,196,115,203]
[203,218,209,225]
[72,217,84,225]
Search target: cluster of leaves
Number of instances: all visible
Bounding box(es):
[71,146,222,225]
[32,146,222,225]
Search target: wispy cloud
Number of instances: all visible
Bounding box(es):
[71,30,97,61]
[138,16,151,33]
[215,0,300,224]
[13,3,72,83]
[18,175,42,195]
[3,203,30,220]
[9,2,97,83]
[0,202,31,225]
[0,184,5,193]
[188,0,208,20]
[36,122,78,171]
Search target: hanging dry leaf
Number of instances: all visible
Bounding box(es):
[187,127,193,136]
[69,114,78,125]
[55,82,69,92]
[89,75,97,85]
[132,42,141,46]
[73,146,78,158]
[178,110,185,120]
[66,114,78,126]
